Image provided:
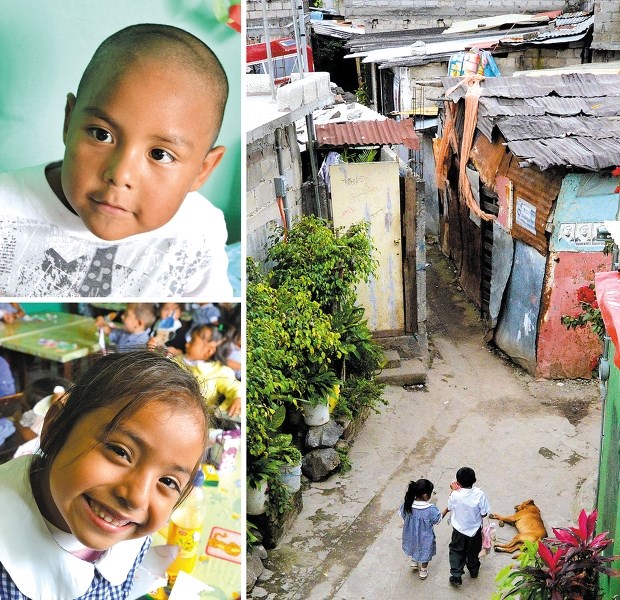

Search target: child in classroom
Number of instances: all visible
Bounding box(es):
[0,350,209,598]
[0,303,25,324]
[443,466,491,587]
[0,23,232,298]
[147,302,190,357]
[172,324,242,418]
[399,478,443,580]
[95,303,156,351]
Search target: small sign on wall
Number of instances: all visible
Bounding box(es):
[515,197,537,235]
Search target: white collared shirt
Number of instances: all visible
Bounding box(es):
[447,486,491,537]
[0,456,148,600]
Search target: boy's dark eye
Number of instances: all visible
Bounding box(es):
[89,127,113,143]
[150,148,174,163]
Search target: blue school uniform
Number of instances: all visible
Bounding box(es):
[400,500,442,563]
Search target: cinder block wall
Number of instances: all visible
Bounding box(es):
[247,124,304,263]
[593,0,620,50]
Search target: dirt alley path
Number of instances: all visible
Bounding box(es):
[251,243,601,599]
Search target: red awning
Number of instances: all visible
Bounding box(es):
[315,119,420,150]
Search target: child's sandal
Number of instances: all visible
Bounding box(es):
[419,568,429,580]
[410,560,419,571]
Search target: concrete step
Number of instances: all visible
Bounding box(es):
[382,349,401,369]
[376,358,427,386]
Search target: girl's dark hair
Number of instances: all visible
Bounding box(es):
[192,323,230,364]
[31,351,209,506]
[403,479,435,514]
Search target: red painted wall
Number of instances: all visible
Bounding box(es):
[537,251,611,379]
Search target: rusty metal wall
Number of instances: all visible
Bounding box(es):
[498,154,564,256]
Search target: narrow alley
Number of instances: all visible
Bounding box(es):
[251,243,601,599]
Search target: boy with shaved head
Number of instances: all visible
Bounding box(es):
[0,24,233,297]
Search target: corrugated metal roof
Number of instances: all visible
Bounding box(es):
[442,73,620,171]
[315,119,420,150]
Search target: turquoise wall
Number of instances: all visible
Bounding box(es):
[0,1,241,242]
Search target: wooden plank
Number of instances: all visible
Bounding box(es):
[402,174,417,334]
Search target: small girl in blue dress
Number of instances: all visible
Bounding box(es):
[399,478,443,580]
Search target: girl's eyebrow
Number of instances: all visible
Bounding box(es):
[115,425,193,478]
[82,106,194,150]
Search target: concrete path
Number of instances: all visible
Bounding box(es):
[251,245,601,599]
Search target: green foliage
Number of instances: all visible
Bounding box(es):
[334,376,387,421]
[336,445,352,473]
[493,510,620,600]
[267,216,378,313]
[246,216,384,545]
[561,284,605,342]
[332,301,385,379]
[355,84,369,106]
[340,148,378,163]
[246,519,260,551]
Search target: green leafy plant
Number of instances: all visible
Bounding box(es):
[340,148,379,163]
[561,284,605,342]
[334,376,387,421]
[355,84,369,105]
[493,509,620,600]
[336,445,352,473]
[267,216,378,314]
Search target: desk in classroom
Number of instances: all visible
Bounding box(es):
[0,313,100,381]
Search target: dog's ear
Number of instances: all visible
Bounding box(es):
[524,499,534,505]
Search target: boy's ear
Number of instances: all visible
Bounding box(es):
[190,145,226,191]
[63,93,77,144]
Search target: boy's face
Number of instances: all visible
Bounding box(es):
[59,58,225,241]
[121,308,142,334]
[160,303,181,321]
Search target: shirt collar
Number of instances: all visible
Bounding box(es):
[0,456,146,599]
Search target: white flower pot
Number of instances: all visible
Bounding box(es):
[279,463,302,493]
[247,479,268,515]
[302,402,330,426]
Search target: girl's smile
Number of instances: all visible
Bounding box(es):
[36,398,205,551]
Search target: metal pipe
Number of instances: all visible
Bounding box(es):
[290,0,305,80]
[261,0,276,100]
[305,113,322,218]
[274,128,291,230]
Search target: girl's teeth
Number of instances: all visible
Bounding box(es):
[90,500,129,527]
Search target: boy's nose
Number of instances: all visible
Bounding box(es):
[104,145,138,188]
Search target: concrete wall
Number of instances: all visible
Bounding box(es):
[247,124,304,263]
[343,0,570,31]
[593,0,620,50]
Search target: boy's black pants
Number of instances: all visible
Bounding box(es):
[449,527,482,578]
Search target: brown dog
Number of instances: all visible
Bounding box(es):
[490,499,547,553]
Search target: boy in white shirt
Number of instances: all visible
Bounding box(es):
[442,466,490,587]
[0,23,232,297]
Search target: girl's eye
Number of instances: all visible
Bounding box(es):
[88,127,113,143]
[105,443,130,460]
[160,477,181,493]
[150,148,174,163]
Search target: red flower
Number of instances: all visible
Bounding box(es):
[227,3,241,32]
[576,285,596,305]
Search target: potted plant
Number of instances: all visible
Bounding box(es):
[493,509,620,600]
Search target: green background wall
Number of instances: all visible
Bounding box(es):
[0,1,241,243]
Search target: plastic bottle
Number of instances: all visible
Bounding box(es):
[165,470,206,589]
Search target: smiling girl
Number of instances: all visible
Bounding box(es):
[0,350,209,599]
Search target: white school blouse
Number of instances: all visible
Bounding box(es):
[0,456,148,600]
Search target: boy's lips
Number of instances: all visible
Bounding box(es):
[89,196,132,215]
